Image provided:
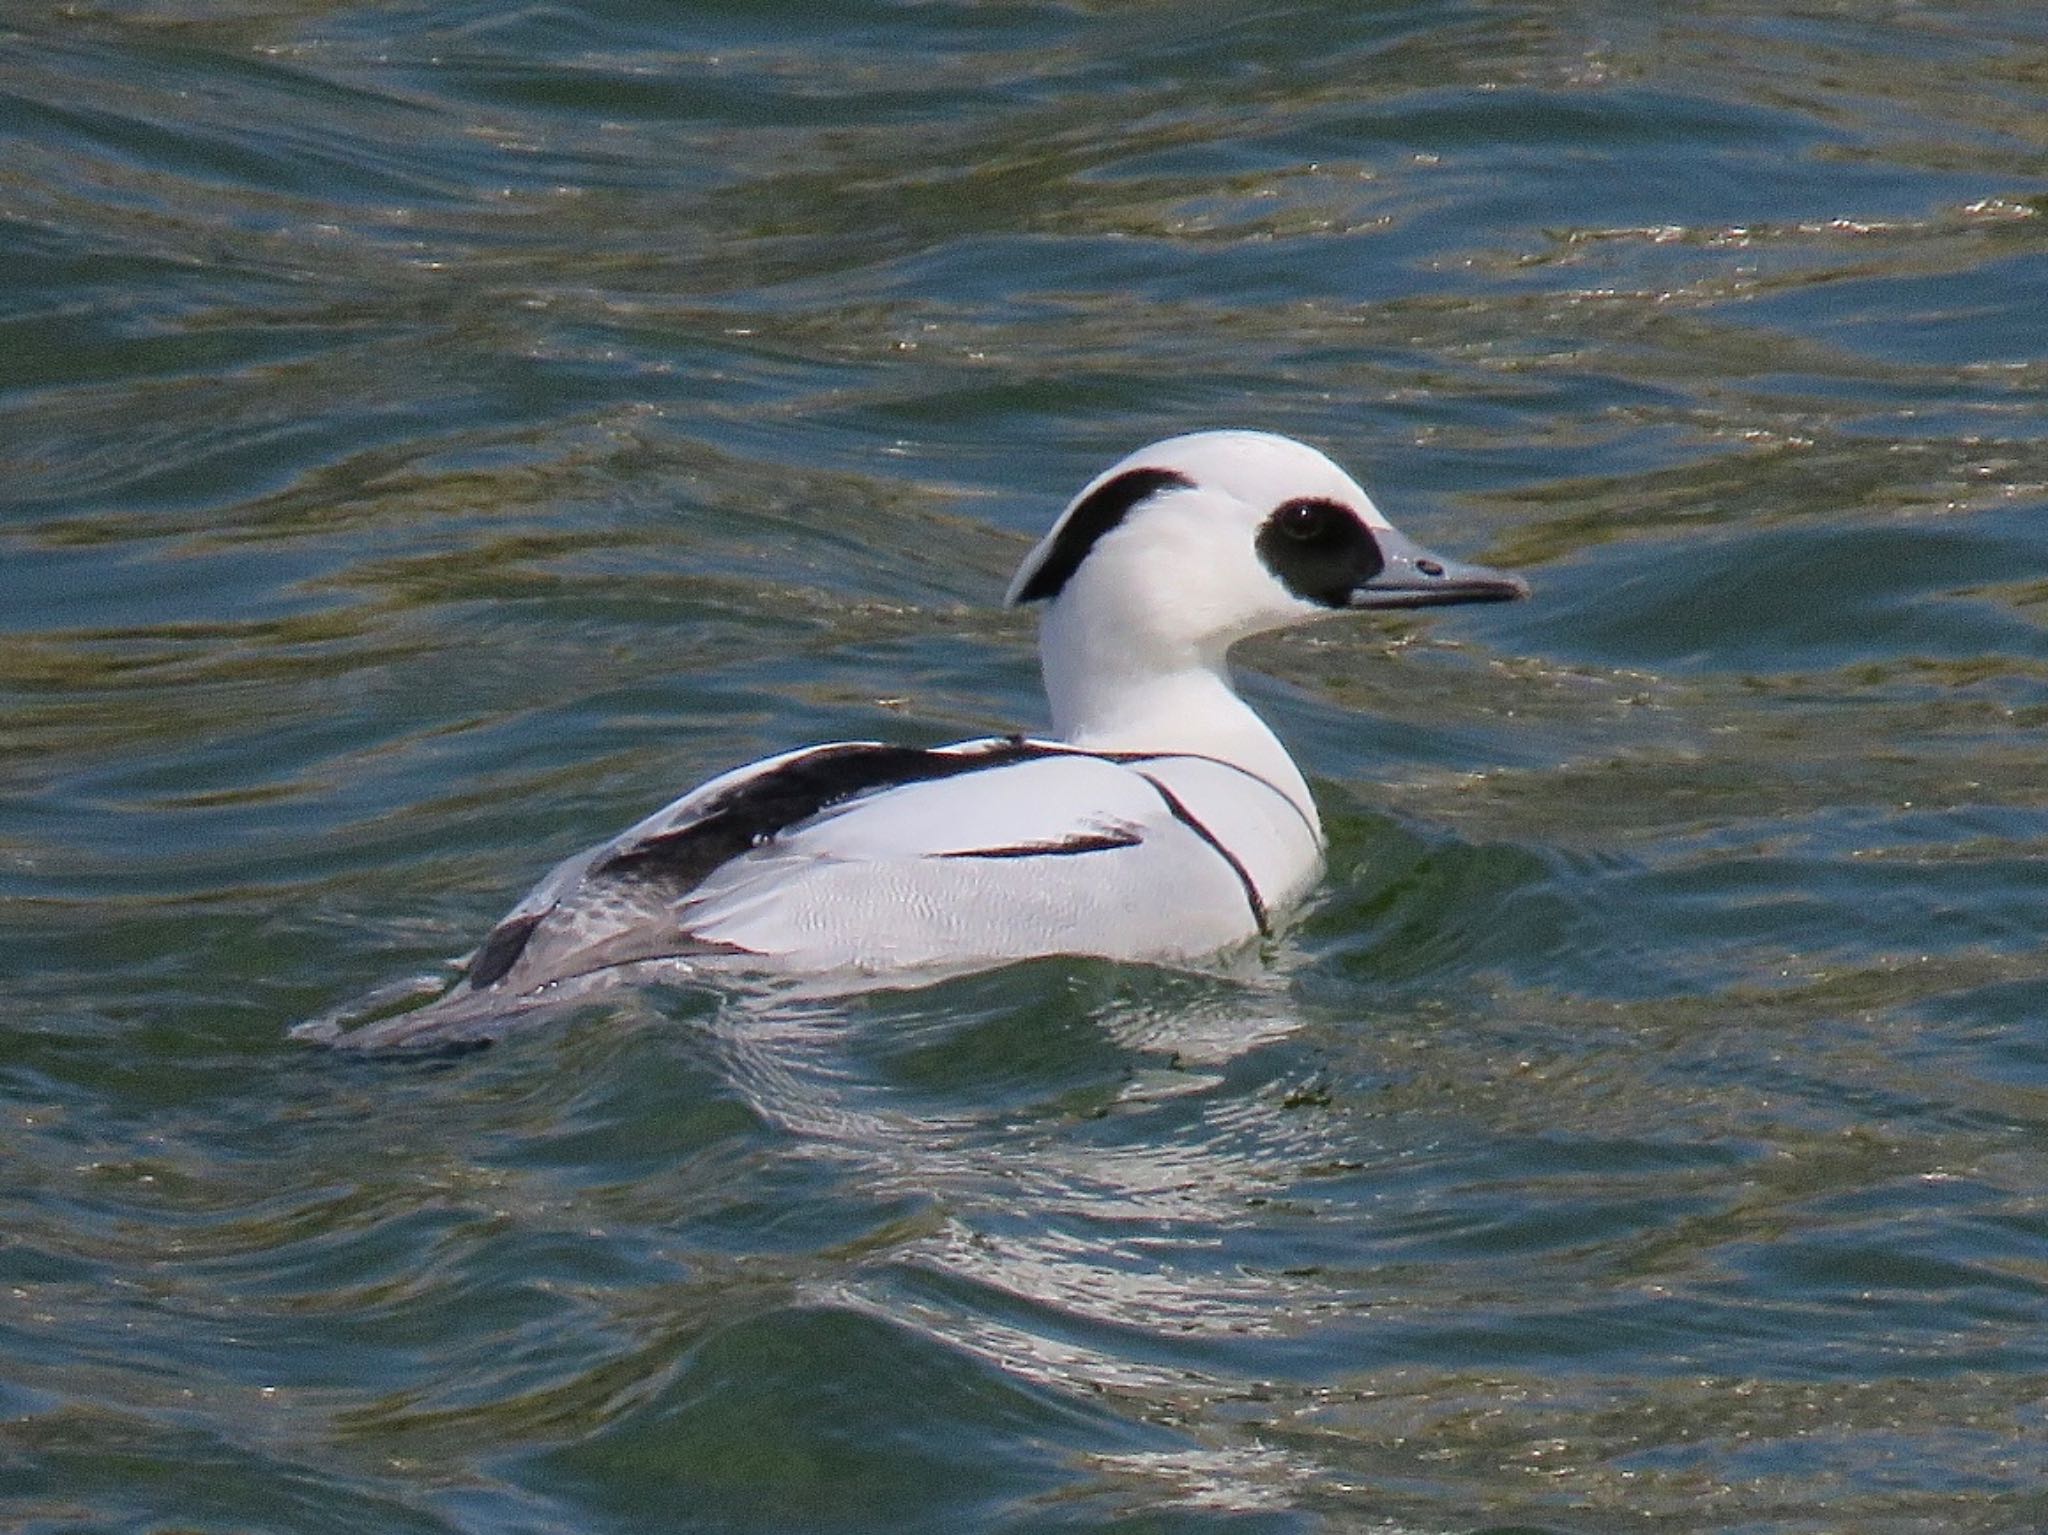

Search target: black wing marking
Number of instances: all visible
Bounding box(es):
[932,827,1144,860]
[593,740,1071,883]
[457,739,1075,992]
[465,910,547,989]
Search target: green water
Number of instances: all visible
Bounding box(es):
[6,2,2048,1530]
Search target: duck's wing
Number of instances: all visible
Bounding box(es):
[666,747,1299,972]
[303,738,1314,1049]
[486,737,1292,982]
[293,740,912,1049]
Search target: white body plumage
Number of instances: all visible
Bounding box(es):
[300,430,1525,1048]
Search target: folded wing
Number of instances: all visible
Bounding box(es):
[305,738,1311,1049]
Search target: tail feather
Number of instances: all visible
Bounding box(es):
[290,959,708,1052]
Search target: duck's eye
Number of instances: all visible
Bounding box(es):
[1255,495,1385,608]
[1271,498,1343,541]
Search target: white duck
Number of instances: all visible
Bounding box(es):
[298,430,1526,1048]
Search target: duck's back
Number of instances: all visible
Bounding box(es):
[306,737,1322,1048]
[675,743,1322,971]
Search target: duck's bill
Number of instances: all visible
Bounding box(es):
[1349,527,1530,610]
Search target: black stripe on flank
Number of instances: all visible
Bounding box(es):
[1010,467,1195,605]
[594,741,1072,890]
[961,740,1319,846]
[934,828,1143,860]
[1091,750,1319,844]
[1137,773,1271,938]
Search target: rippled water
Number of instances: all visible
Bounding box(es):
[7,2,2048,1530]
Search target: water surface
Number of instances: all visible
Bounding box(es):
[6,2,2048,1530]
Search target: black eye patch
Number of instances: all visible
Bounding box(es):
[1255,497,1384,608]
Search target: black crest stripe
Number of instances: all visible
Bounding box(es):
[1011,466,1195,604]
[1137,772,1271,938]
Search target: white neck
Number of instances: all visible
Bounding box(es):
[1038,614,1322,838]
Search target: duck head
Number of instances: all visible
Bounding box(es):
[1009,429,1526,653]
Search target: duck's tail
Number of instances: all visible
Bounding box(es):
[289,956,718,1053]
